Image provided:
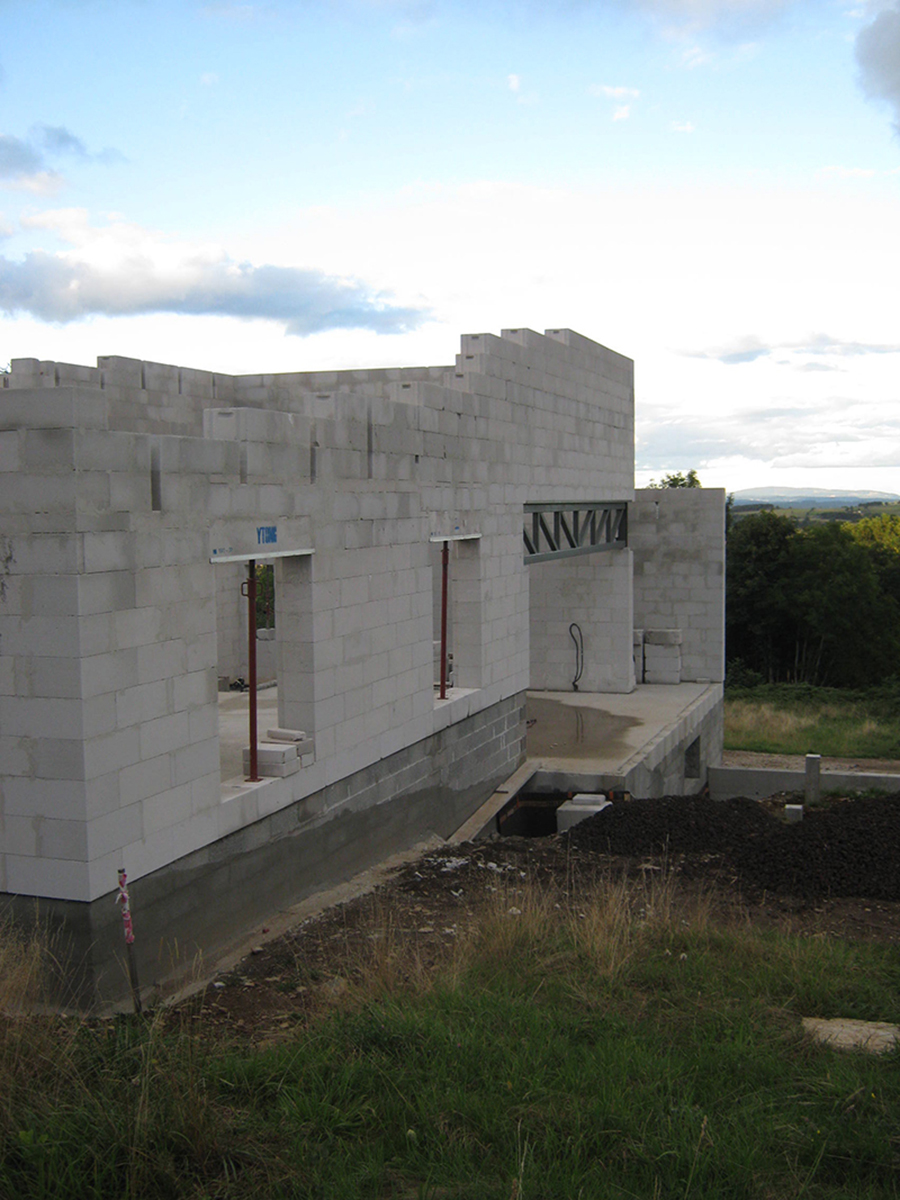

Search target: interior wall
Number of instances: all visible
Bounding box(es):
[528,548,635,693]
[275,554,315,737]
[450,539,484,690]
[214,561,246,682]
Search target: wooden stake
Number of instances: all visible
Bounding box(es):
[117,868,142,1014]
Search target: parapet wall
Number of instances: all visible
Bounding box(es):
[631,488,726,683]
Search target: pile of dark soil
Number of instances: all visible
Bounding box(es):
[567,794,772,857]
[567,793,900,901]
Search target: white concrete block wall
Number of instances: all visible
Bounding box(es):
[0,409,227,901]
[215,561,246,681]
[308,538,432,760]
[631,489,725,683]
[0,396,97,900]
[2,327,669,905]
[81,539,221,901]
[529,548,635,694]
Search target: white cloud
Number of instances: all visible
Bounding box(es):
[506,72,537,105]
[672,120,695,132]
[0,134,57,192]
[635,389,900,488]
[685,333,900,364]
[589,84,640,120]
[680,43,714,67]
[1,210,427,334]
[200,71,220,86]
[817,164,878,178]
[0,126,122,193]
[4,171,64,196]
[590,84,641,100]
[636,0,794,36]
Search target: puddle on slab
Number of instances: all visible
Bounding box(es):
[526,695,642,762]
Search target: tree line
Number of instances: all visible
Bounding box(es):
[726,511,900,687]
[650,469,900,687]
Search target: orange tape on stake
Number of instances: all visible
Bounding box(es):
[117,868,142,1014]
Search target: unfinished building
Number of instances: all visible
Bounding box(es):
[0,327,725,1005]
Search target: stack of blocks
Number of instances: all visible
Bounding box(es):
[642,630,683,685]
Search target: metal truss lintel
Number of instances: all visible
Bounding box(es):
[523,501,628,563]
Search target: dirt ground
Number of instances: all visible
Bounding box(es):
[721,749,900,774]
[181,753,900,1044]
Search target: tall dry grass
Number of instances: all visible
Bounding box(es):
[334,893,437,1005]
[724,695,900,757]
[446,869,714,1000]
[0,915,46,1014]
[0,917,76,1165]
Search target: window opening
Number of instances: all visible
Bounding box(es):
[684,736,701,780]
[211,547,313,787]
[430,533,483,698]
[150,440,162,511]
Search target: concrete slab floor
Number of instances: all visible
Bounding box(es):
[526,683,715,775]
[217,682,718,786]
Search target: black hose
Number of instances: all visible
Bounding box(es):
[569,622,584,691]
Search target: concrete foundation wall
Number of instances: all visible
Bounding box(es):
[709,765,900,802]
[2,691,525,1009]
[631,488,725,683]
[622,684,723,796]
[531,683,723,799]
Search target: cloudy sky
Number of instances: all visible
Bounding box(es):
[2,0,899,492]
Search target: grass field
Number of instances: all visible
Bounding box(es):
[724,684,900,759]
[730,500,900,526]
[4,879,900,1199]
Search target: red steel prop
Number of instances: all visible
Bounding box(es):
[241,560,260,781]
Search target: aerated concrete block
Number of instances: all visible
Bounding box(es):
[556,796,612,832]
[243,742,301,778]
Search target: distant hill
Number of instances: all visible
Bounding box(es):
[732,487,900,510]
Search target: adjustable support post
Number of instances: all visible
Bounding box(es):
[242,559,260,781]
[439,539,449,699]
